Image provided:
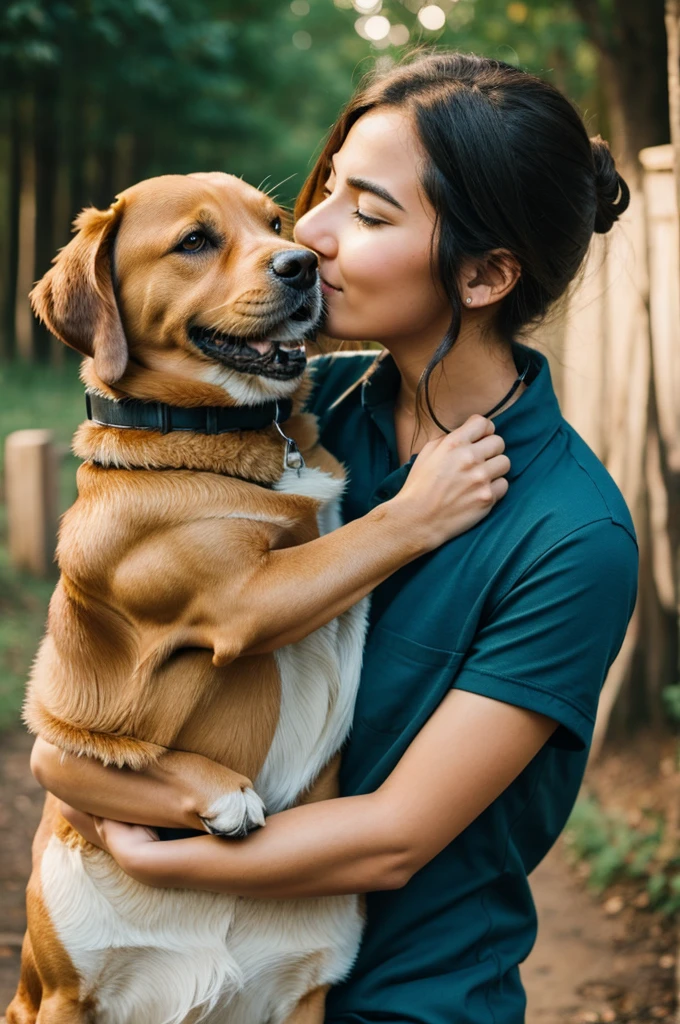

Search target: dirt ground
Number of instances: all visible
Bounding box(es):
[0,729,677,1023]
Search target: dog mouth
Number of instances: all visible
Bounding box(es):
[187,298,317,380]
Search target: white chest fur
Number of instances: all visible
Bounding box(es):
[256,465,369,811]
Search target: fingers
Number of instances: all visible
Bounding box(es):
[490,476,509,502]
[449,414,495,446]
[470,433,506,461]
[484,453,511,480]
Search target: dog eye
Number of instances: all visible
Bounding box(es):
[271,217,282,235]
[178,231,207,253]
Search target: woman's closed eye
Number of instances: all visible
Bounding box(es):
[321,186,386,228]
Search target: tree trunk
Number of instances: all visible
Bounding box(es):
[33,74,59,363]
[1,94,22,361]
[0,99,12,361]
[14,94,36,362]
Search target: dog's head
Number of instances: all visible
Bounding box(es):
[30,172,322,405]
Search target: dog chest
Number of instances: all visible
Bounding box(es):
[256,464,369,812]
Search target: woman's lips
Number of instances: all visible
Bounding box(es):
[321,277,341,295]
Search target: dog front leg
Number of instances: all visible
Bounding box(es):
[115,748,267,837]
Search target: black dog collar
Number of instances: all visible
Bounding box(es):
[85,392,293,436]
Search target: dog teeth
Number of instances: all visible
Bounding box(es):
[248,339,274,355]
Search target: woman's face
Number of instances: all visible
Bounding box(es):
[294,108,452,349]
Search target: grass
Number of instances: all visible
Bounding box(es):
[0,358,84,729]
[564,793,680,916]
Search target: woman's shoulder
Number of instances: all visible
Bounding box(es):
[557,421,637,547]
[305,350,379,417]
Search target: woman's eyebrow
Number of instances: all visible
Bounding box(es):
[329,155,405,212]
[346,176,406,212]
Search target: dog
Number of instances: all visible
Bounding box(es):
[6,172,368,1024]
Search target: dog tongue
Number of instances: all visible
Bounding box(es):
[248,339,274,355]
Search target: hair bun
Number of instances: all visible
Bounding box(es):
[590,134,631,233]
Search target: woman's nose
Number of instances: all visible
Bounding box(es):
[294,204,337,259]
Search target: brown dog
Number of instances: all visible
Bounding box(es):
[7,173,368,1024]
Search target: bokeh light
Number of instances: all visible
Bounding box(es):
[506,2,529,23]
[388,23,410,45]
[354,15,369,38]
[290,0,310,14]
[292,30,312,48]
[418,5,446,29]
[353,0,381,12]
[364,14,391,40]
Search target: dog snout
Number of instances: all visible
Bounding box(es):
[270,249,318,291]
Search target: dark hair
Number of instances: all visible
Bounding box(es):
[294,51,630,429]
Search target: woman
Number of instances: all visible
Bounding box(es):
[33,52,638,1023]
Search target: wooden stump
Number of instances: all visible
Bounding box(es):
[4,429,59,578]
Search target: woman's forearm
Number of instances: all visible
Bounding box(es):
[125,791,408,896]
[31,738,207,830]
[241,499,426,653]
[240,416,507,654]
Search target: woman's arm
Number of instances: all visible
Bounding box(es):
[65,689,556,894]
[198,414,509,657]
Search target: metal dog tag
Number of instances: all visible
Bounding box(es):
[283,437,304,472]
[273,417,306,475]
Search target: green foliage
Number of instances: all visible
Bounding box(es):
[565,794,680,916]
[0,0,600,209]
[0,0,371,207]
[662,683,680,724]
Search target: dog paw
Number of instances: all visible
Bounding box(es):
[199,787,266,838]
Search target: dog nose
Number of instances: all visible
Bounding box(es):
[271,249,318,291]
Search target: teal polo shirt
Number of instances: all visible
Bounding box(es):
[305,342,638,1024]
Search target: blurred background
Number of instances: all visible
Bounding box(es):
[1,1,680,1021]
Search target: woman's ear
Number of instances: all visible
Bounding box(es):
[30,199,128,385]
[460,250,521,308]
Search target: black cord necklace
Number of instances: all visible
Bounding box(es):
[482,356,531,418]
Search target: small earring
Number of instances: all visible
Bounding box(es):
[465,296,472,305]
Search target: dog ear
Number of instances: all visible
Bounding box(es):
[30,199,128,385]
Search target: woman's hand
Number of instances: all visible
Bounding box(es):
[60,802,160,877]
[389,414,510,551]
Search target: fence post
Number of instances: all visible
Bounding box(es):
[4,429,59,577]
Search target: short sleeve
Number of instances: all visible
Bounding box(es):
[452,519,639,751]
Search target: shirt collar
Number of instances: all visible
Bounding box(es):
[360,341,563,482]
